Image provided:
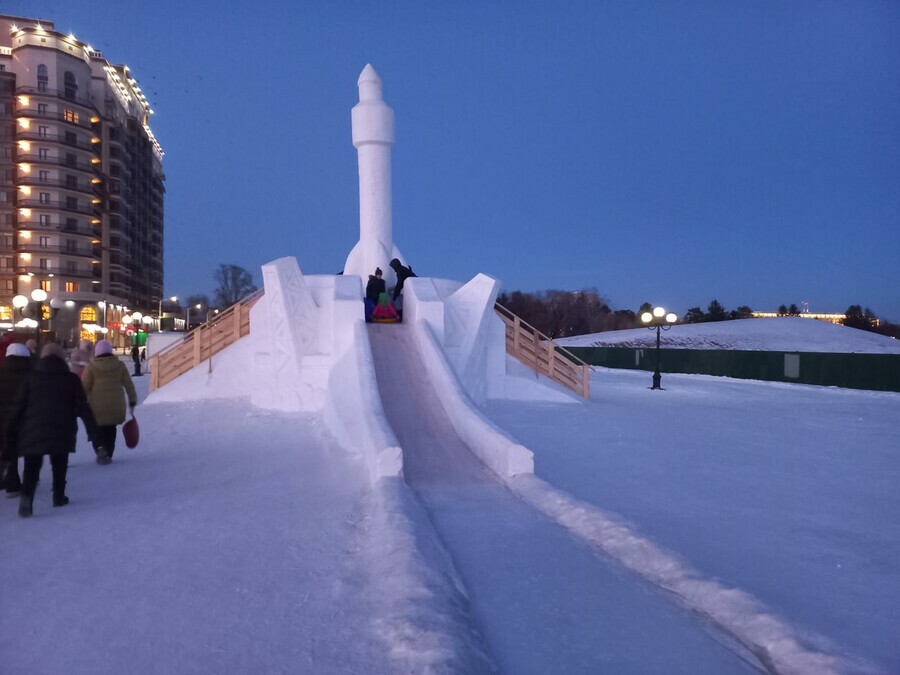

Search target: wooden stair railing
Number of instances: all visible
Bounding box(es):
[149,289,264,391]
[495,302,591,399]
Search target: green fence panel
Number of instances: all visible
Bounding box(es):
[566,347,900,392]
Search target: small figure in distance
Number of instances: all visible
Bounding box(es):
[69,339,94,377]
[130,344,142,377]
[365,267,386,323]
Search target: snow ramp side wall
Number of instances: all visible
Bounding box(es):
[324,319,403,483]
[412,320,534,477]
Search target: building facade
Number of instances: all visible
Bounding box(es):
[0,14,163,347]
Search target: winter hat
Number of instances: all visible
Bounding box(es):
[95,339,113,356]
[375,267,382,276]
[6,343,30,358]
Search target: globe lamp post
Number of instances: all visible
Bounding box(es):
[641,306,678,390]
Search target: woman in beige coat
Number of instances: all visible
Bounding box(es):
[82,339,137,464]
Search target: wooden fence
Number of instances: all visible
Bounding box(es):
[494,303,590,399]
[149,289,263,391]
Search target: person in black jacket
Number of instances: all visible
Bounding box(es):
[389,258,416,320]
[7,343,100,517]
[364,267,386,322]
[0,343,32,497]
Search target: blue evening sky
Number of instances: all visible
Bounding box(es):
[7,1,899,319]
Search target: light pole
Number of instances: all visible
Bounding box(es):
[30,288,48,351]
[641,306,677,390]
[158,295,177,332]
[185,303,201,332]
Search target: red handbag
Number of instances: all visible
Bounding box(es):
[123,414,140,449]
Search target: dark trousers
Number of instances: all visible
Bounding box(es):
[96,425,118,458]
[4,457,22,493]
[133,360,142,376]
[22,453,68,497]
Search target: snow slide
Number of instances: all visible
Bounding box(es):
[369,322,757,673]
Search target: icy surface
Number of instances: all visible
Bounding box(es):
[558,317,900,353]
[486,368,899,673]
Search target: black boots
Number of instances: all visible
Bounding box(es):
[18,491,33,518]
[53,490,69,507]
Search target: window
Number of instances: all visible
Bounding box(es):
[40,280,50,292]
[64,109,78,124]
[37,103,47,116]
[65,281,79,292]
[38,170,49,182]
[65,153,76,168]
[64,72,77,100]
[66,240,77,252]
[39,192,50,204]
[38,126,48,138]
[64,131,77,146]
[39,236,50,248]
[39,215,51,227]
[80,306,96,322]
[0,257,13,269]
[65,175,77,189]
[65,196,77,210]
[38,148,48,159]
[66,261,76,274]
[39,258,49,270]
[65,218,77,231]
[37,65,48,92]
[1,280,13,292]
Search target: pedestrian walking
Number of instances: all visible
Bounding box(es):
[6,343,99,517]
[69,339,94,377]
[130,344,142,377]
[82,339,137,464]
[0,343,33,498]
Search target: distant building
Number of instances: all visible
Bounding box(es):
[0,14,164,346]
[751,311,851,325]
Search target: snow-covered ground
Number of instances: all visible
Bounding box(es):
[2,341,898,673]
[558,317,900,353]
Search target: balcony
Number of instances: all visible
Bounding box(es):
[16,198,99,217]
[16,87,96,113]
[17,176,99,197]
[14,108,98,131]
[17,221,98,238]
[16,243,96,258]
[16,154,100,176]
[16,265,97,281]
[16,130,101,153]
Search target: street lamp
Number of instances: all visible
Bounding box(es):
[158,295,177,332]
[30,288,48,350]
[185,303,202,332]
[641,306,678,390]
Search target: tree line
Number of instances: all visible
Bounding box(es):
[496,291,900,340]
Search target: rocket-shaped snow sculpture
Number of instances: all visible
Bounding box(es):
[344,64,404,287]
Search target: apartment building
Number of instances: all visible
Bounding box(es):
[0,14,164,346]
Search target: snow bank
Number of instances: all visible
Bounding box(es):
[412,320,533,477]
[324,320,402,481]
[559,317,900,354]
[362,478,496,674]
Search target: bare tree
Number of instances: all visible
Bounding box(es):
[213,264,258,307]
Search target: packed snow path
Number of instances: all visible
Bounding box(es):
[368,323,757,674]
[0,383,395,674]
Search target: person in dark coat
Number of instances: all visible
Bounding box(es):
[0,343,32,497]
[389,258,416,320]
[364,267,386,322]
[130,344,142,376]
[7,343,99,517]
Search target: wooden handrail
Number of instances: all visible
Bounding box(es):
[495,302,590,399]
[149,289,264,391]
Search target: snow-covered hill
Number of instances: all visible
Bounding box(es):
[557,317,900,353]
